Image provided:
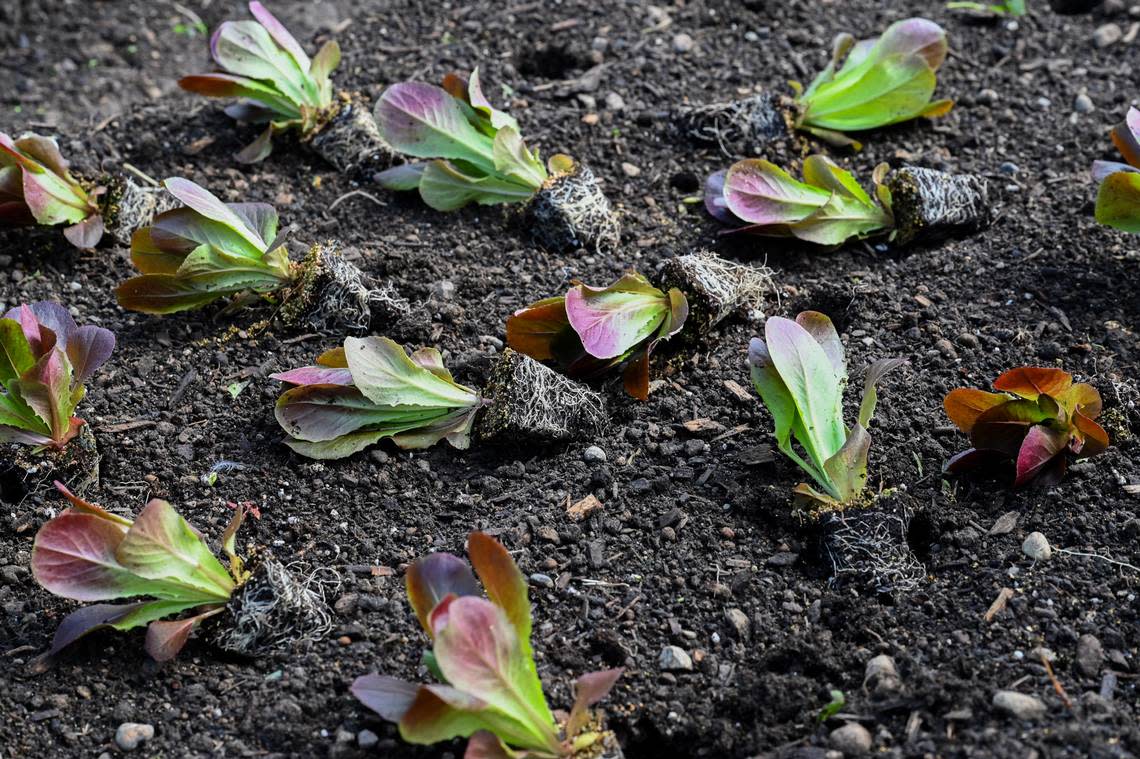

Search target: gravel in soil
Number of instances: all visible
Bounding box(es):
[2,1,1140,757]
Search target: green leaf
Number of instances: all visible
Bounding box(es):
[491,127,547,190]
[376,83,499,174]
[114,498,235,602]
[823,424,871,502]
[857,357,907,428]
[418,160,536,211]
[344,336,481,408]
[1095,171,1140,234]
[801,54,938,131]
[0,318,35,382]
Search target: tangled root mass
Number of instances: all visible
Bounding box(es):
[525,165,620,254]
[284,242,410,334]
[673,94,791,156]
[660,251,774,336]
[821,508,925,596]
[104,176,180,245]
[309,95,396,174]
[212,555,336,657]
[887,166,992,246]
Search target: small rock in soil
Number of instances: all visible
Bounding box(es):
[1074,93,1095,113]
[659,645,693,671]
[992,690,1047,720]
[357,729,379,749]
[672,32,694,53]
[1094,23,1123,47]
[604,92,625,111]
[529,573,554,588]
[864,654,902,695]
[583,445,607,463]
[829,723,872,755]
[1022,531,1052,560]
[725,608,750,639]
[115,723,155,752]
[621,162,641,177]
[1076,634,1104,678]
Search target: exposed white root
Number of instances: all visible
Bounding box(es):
[308,93,396,174]
[478,350,607,445]
[284,242,410,334]
[525,165,620,254]
[660,250,774,335]
[214,556,337,657]
[822,508,925,596]
[104,176,180,245]
[673,94,791,156]
[887,166,991,245]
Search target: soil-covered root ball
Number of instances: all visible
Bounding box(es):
[477,349,608,446]
[308,93,396,174]
[524,163,620,254]
[658,251,774,337]
[673,93,796,155]
[210,554,334,657]
[887,166,992,246]
[100,174,181,246]
[0,424,100,505]
[818,497,925,596]
[281,242,411,334]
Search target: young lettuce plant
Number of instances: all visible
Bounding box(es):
[944,367,1109,487]
[1092,107,1140,234]
[0,301,114,450]
[676,18,953,153]
[352,532,624,759]
[706,155,991,246]
[749,312,922,593]
[0,133,172,248]
[506,273,689,401]
[31,484,330,661]
[273,337,487,459]
[374,70,620,253]
[116,177,405,333]
[179,1,392,172]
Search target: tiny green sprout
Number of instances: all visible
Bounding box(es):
[819,689,846,721]
[206,471,219,487]
[227,380,250,399]
[126,44,139,54]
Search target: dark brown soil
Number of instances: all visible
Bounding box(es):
[3,1,1140,758]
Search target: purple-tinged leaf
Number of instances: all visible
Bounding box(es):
[376,162,427,191]
[942,447,997,474]
[867,18,948,71]
[1014,424,1069,487]
[235,125,276,164]
[1091,160,1139,184]
[270,365,353,386]
[178,74,300,119]
[794,311,844,376]
[468,68,519,132]
[722,159,829,225]
[944,388,1009,434]
[145,606,224,662]
[856,357,906,428]
[248,1,311,71]
[163,178,268,250]
[42,601,150,657]
[704,169,734,223]
[406,552,480,637]
[566,668,624,740]
[31,513,155,601]
[13,134,71,177]
[822,423,870,502]
[62,214,104,249]
[969,399,1048,457]
[564,274,670,360]
[224,101,276,123]
[54,481,133,526]
[464,732,516,759]
[66,325,115,384]
[310,40,341,86]
[375,83,496,173]
[351,674,421,722]
[467,532,532,655]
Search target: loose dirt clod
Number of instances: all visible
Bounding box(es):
[477,349,607,445]
[820,502,925,595]
[658,251,774,337]
[307,93,396,174]
[0,424,100,505]
[281,241,410,334]
[211,554,335,657]
[887,166,992,245]
[523,164,620,254]
[673,93,796,155]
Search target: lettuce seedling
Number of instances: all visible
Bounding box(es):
[116,177,396,331]
[506,273,688,400]
[707,156,991,246]
[749,311,905,511]
[0,302,115,449]
[677,19,951,152]
[375,70,619,253]
[273,336,486,459]
[944,367,1109,487]
[180,2,389,170]
[31,482,247,661]
[1092,107,1140,234]
[352,532,623,758]
[0,132,104,248]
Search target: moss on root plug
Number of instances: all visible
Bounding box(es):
[477,349,607,446]
[100,175,180,246]
[524,163,620,254]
